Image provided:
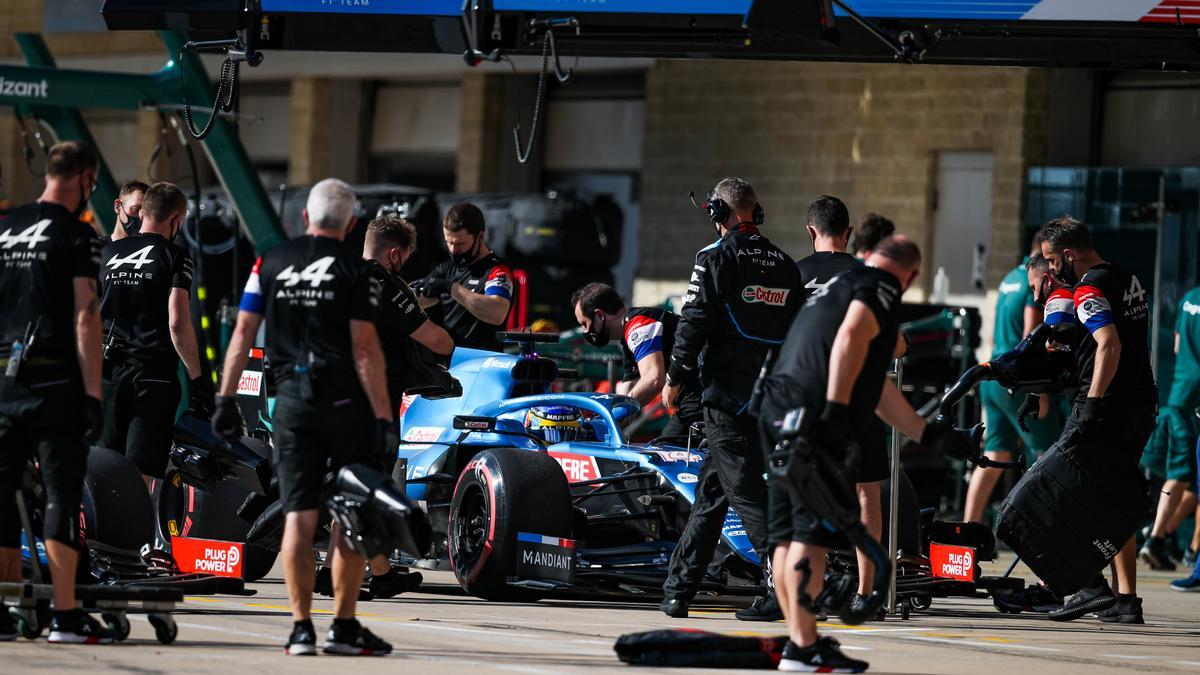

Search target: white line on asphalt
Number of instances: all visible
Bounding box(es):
[1101,654,1154,660]
[1171,661,1200,668]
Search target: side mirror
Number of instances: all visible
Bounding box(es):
[453,415,497,432]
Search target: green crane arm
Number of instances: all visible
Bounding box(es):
[0,32,285,250]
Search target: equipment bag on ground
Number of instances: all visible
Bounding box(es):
[614,629,787,668]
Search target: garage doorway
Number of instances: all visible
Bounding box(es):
[934,151,994,297]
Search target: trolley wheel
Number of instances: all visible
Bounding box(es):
[910,595,933,611]
[102,611,131,641]
[900,601,911,620]
[13,607,41,639]
[148,613,177,644]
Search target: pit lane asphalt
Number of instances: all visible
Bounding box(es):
[7,554,1200,674]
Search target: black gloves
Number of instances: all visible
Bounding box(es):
[815,401,855,452]
[188,375,216,417]
[411,277,451,298]
[1016,394,1039,433]
[1077,396,1103,439]
[82,395,103,445]
[375,418,400,459]
[921,421,976,460]
[211,395,244,440]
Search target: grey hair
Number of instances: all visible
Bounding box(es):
[712,177,757,212]
[306,178,356,231]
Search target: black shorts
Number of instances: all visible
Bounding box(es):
[0,376,87,547]
[273,392,380,513]
[101,359,181,479]
[759,398,855,550]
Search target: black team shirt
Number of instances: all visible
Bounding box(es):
[427,253,512,351]
[0,201,100,379]
[368,260,433,405]
[1071,262,1155,408]
[765,265,902,428]
[796,251,863,304]
[100,232,193,370]
[239,235,380,400]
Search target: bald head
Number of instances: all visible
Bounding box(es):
[866,234,922,291]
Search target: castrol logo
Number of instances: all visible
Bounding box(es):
[741,285,789,306]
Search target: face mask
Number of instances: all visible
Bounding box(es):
[584,312,610,347]
[1057,257,1079,287]
[119,208,142,236]
[1033,273,1053,307]
[389,249,406,276]
[72,176,91,219]
[452,234,480,268]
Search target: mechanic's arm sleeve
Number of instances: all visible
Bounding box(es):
[351,260,382,323]
[172,249,195,292]
[668,252,718,384]
[395,279,431,335]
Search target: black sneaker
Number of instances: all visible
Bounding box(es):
[660,597,689,618]
[993,584,1063,614]
[369,569,423,600]
[1047,580,1115,622]
[0,607,17,641]
[47,610,115,645]
[285,622,317,656]
[847,594,886,622]
[1138,537,1177,571]
[315,567,374,602]
[323,620,392,656]
[778,637,868,673]
[1097,596,1144,624]
[736,592,783,622]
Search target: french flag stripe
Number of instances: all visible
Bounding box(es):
[517,532,576,549]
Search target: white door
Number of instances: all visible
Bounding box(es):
[934,151,994,296]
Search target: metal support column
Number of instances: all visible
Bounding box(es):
[887,358,903,616]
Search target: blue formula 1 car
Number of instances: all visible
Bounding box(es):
[395,333,761,600]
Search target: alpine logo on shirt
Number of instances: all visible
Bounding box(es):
[0,219,51,249]
[106,245,156,270]
[275,256,339,306]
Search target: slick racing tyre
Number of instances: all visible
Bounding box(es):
[448,448,572,600]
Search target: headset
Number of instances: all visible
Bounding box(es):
[689,190,765,227]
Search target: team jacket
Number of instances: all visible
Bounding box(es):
[100,232,193,369]
[0,201,100,379]
[668,225,802,414]
[428,253,513,351]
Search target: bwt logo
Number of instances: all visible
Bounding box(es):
[741,285,789,306]
[0,77,49,99]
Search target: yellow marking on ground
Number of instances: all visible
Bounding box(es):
[184,596,224,603]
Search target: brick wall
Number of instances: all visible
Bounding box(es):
[638,60,1050,302]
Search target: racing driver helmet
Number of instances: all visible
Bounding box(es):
[525,406,585,443]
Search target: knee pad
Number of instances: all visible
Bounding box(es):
[43,501,80,547]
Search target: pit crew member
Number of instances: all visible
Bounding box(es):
[213,178,394,655]
[570,282,702,435]
[0,141,112,643]
[966,237,1065,525]
[107,180,146,243]
[850,212,894,260]
[794,195,902,619]
[759,235,972,672]
[660,177,801,622]
[99,182,210,488]
[412,202,512,351]
[1140,281,1200,571]
[1040,216,1156,624]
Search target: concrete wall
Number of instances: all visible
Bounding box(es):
[636,60,1051,304]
